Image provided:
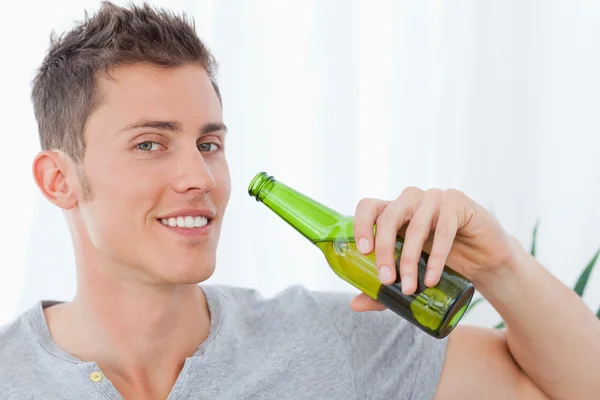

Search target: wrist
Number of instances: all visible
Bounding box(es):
[474,235,537,300]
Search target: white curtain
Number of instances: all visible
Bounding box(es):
[1,0,599,328]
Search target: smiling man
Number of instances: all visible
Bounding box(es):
[0,2,599,400]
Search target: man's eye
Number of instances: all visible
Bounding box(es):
[136,141,161,151]
[198,143,219,152]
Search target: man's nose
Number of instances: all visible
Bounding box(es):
[171,148,216,194]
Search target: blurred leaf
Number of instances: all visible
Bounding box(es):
[530,219,540,257]
[494,321,505,329]
[465,297,485,315]
[597,307,600,320]
[573,248,600,297]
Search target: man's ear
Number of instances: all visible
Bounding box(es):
[32,150,80,210]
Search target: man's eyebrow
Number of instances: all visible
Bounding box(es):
[120,119,227,135]
[201,122,228,135]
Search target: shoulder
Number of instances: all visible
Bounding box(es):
[201,284,361,345]
[0,303,93,399]
[202,284,331,320]
[203,283,355,322]
[0,308,45,393]
[204,285,447,398]
[202,283,418,345]
[0,310,36,359]
[0,301,69,376]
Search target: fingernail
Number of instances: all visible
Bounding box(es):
[379,265,392,283]
[401,275,413,293]
[358,237,370,253]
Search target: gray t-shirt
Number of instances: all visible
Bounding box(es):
[0,284,448,399]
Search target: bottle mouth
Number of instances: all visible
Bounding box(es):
[248,172,275,201]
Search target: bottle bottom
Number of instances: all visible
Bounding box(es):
[378,283,474,339]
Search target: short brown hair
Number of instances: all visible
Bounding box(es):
[31,1,220,162]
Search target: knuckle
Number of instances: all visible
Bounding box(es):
[356,197,377,210]
[443,188,465,202]
[399,186,423,200]
[425,188,443,199]
[399,257,417,276]
[355,198,378,227]
[399,254,416,269]
[395,187,424,215]
[355,197,383,219]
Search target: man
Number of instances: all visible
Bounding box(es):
[0,2,598,399]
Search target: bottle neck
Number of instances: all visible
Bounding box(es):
[249,172,353,243]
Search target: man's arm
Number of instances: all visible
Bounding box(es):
[351,189,600,400]
[435,326,548,399]
[435,236,600,400]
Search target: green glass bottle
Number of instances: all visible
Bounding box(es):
[248,172,474,339]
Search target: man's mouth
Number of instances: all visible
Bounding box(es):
[158,216,210,229]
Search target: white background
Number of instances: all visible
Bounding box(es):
[1,0,599,328]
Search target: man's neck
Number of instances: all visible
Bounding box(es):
[44,269,211,399]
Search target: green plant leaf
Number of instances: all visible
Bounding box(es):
[573,248,600,297]
[494,321,505,329]
[465,297,485,315]
[530,219,540,257]
[596,307,600,320]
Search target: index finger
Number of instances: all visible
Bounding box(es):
[353,198,389,254]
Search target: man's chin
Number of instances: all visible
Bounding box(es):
[159,264,216,286]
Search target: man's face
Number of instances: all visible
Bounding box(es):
[74,62,230,284]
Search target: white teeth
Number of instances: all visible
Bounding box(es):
[194,216,208,228]
[161,216,209,228]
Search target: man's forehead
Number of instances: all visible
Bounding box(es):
[88,63,223,130]
[88,65,227,135]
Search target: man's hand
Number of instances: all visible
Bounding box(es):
[349,187,515,311]
[347,186,600,400]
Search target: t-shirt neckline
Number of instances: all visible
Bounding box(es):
[26,284,224,364]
